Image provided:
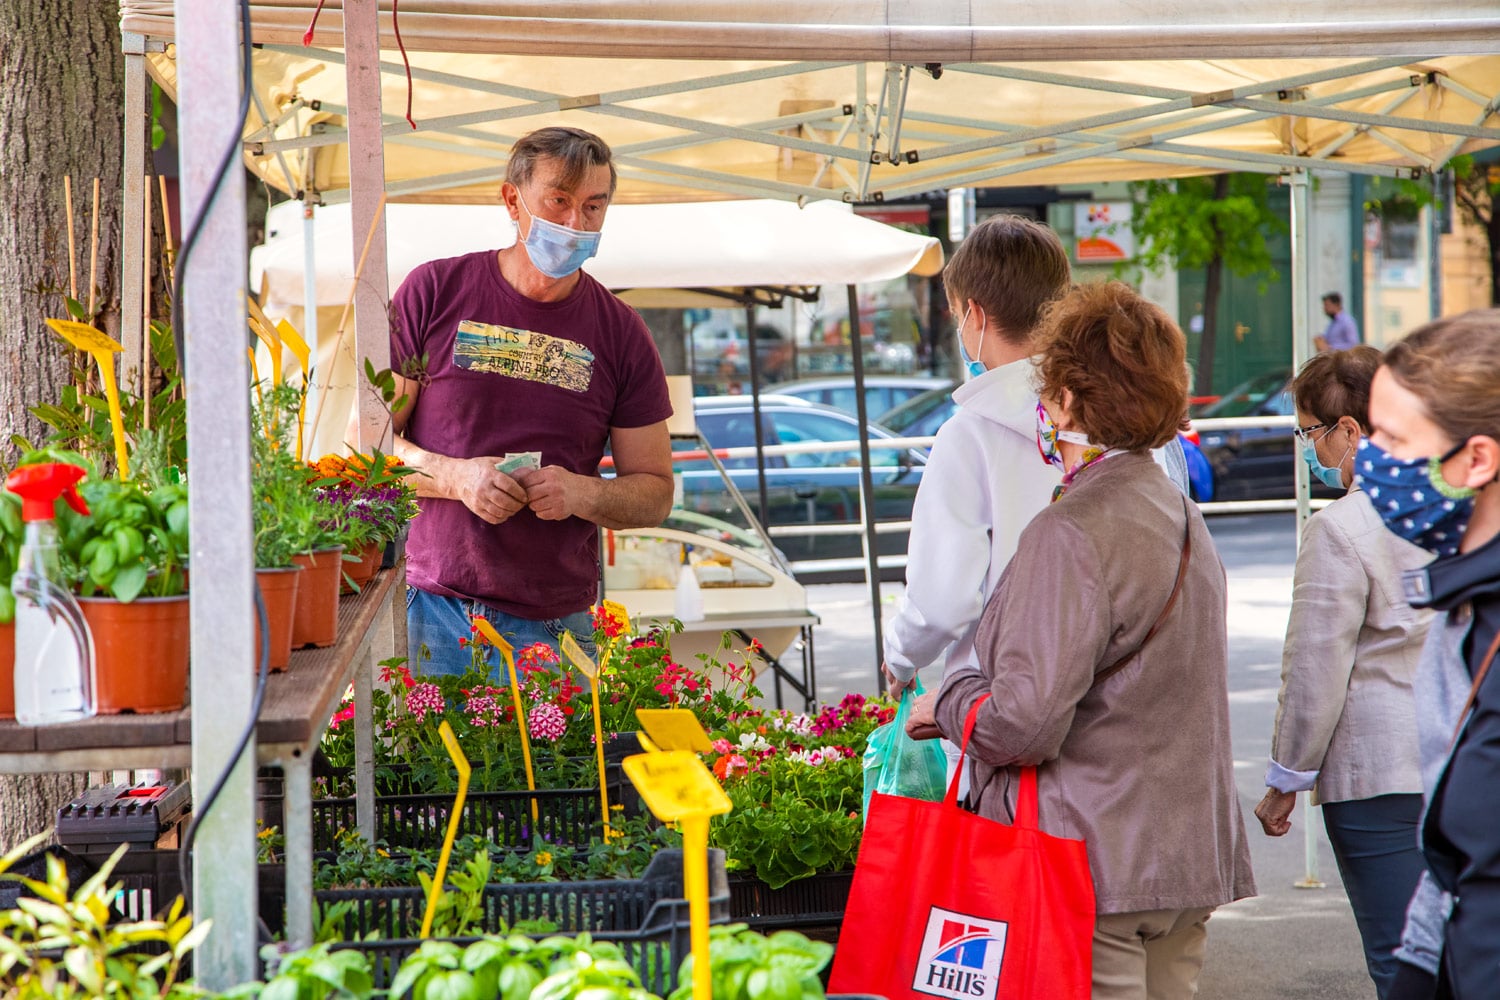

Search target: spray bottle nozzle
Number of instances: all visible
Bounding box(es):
[4,463,90,522]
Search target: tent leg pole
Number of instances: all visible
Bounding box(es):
[121,33,148,391]
[1290,168,1326,891]
[746,303,771,529]
[846,284,886,689]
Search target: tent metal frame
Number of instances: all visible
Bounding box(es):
[119,4,1500,982]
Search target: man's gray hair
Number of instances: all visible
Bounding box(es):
[506,127,617,196]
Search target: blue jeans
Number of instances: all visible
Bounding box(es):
[1322,793,1427,1000]
[405,587,595,681]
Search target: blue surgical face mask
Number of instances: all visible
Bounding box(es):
[516,191,602,278]
[1300,426,1351,491]
[1354,437,1477,558]
[957,306,986,380]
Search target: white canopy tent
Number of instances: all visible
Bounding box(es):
[123,3,1500,980]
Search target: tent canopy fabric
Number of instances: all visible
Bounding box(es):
[121,2,1500,61]
[249,198,944,313]
[124,3,1500,206]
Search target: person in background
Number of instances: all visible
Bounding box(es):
[881,215,1070,702]
[380,127,674,676]
[1367,311,1500,1000]
[1317,291,1362,352]
[1254,346,1433,999]
[908,282,1255,999]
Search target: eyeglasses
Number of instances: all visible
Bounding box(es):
[1293,422,1328,444]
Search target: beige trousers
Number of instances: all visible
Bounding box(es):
[1090,906,1216,1000]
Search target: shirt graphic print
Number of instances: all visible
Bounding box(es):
[453,319,594,392]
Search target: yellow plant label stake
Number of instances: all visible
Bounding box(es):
[562,631,611,835]
[622,749,731,1000]
[45,319,129,480]
[274,319,313,460]
[249,316,282,386]
[419,720,471,939]
[636,708,714,753]
[473,616,538,823]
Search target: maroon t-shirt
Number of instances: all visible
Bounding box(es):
[391,250,671,619]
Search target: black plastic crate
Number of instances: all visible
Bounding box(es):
[727,869,854,931]
[308,782,632,852]
[324,848,727,996]
[56,783,191,854]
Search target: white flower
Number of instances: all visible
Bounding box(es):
[1412,489,1425,502]
[788,714,814,737]
[737,732,770,754]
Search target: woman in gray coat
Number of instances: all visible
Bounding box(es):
[908,282,1255,999]
[1254,347,1433,999]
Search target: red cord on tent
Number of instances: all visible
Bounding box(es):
[301,0,326,46]
[392,0,416,129]
[301,0,416,130]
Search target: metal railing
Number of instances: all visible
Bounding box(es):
[666,414,1321,575]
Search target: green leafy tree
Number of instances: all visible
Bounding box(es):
[1451,154,1500,305]
[1126,174,1286,397]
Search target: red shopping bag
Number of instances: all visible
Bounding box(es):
[828,695,1095,1000]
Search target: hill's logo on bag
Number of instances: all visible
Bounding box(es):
[913,905,1008,999]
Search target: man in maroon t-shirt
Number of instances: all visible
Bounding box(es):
[382,127,673,677]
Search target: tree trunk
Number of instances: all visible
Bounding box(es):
[1194,174,1231,398]
[0,0,126,848]
[1487,206,1500,307]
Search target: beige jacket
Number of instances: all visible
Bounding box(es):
[935,452,1256,915]
[1267,487,1433,805]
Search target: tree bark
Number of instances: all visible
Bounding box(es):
[0,0,125,848]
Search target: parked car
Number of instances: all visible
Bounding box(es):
[682,398,927,580]
[874,381,1215,501]
[1194,369,1339,501]
[765,375,953,419]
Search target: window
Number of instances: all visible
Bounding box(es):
[771,411,899,468]
[693,411,783,470]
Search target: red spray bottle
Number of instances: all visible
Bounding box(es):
[4,463,95,725]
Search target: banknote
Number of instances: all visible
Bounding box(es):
[495,452,542,475]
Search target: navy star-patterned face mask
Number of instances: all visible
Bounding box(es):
[1354,437,1477,558]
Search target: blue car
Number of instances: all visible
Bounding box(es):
[878,385,1214,501]
[681,397,927,579]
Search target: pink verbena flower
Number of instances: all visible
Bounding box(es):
[466,693,504,728]
[528,702,567,742]
[329,703,355,730]
[405,683,445,723]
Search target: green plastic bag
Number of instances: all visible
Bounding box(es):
[861,682,949,822]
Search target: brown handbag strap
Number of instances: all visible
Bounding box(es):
[1092,495,1193,689]
[1450,626,1500,746]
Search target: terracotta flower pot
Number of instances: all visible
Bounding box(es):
[291,546,344,648]
[78,594,190,714]
[255,565,302,672]
[340,542,382,595]
[0,621,13,720]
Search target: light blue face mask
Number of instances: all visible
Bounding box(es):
[957,305,986,380]
[1300,424,1353,491]
[1301,441,1348,490]
[516,191,602,278]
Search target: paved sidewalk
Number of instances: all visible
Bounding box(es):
[799,514,1376,1000]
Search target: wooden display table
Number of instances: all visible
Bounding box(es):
[0,565,402,947]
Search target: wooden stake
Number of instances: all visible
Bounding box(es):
[158,175,175,280]
[306,192,387,448]
[143,183,154,430]
[87,177,101,318]
[64,176,78,302]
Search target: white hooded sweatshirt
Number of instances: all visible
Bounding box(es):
[884,357,1060,685]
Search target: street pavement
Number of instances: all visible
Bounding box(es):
[798,512,1377,1000]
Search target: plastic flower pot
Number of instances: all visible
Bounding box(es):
[78,593,190,714]
[254,565,302,672]
[340,542,382,595]
[291,546,343,648]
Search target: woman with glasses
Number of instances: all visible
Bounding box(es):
[1255,346,1434,999]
